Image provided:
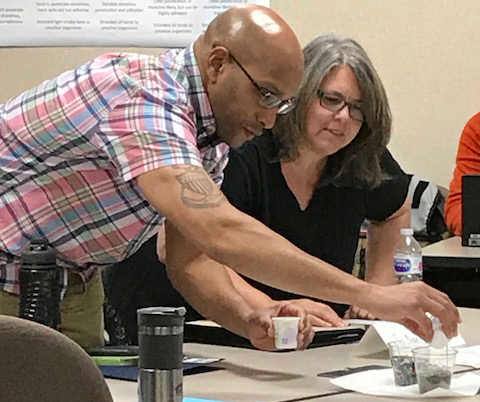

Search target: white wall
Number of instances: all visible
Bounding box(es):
[1,0,479,186]
[274,0,480,187]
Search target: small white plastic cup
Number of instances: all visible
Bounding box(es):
[272,316,301,350]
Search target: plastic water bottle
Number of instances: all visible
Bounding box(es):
[394,228,423,283]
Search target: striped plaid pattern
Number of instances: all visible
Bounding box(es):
[0,44,229,295]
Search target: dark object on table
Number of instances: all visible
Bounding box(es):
[90,345,223,376]
[90,345,139,356]
[99,357,223,381]
[318,365,388,378]
[138,307,186,402]
[19,239,61,330]
[462,175,480,246]
[185,322,365,349]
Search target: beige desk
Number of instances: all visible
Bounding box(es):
[313,388,480,402]
[423,236,480,265]
[422,236,480,309]
[107,308,480,402]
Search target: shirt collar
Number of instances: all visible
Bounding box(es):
[182,43,221,148]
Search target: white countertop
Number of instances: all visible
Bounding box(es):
[423,236,480,259]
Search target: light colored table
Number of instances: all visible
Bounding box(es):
[422,236,480,308]
[314,388,480,402]
[423,236,480,268]
[108,342,383,402]
[107,308,480,402]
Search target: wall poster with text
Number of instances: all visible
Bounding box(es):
[0,0,270,47]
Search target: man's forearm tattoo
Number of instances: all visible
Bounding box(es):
[174,166,226,209]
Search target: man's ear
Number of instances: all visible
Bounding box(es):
[206,46,230,83]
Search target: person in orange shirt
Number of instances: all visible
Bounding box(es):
[445,112,480,235]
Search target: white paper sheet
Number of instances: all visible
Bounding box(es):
[348,320,465,357]
[0,0,269,47]
[456,346,480,369]
[331,368,480,398]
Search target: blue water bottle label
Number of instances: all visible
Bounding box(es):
[394,255,422,275]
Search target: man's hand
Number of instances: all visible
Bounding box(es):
[364,282,461,341]
[288,299,347,328]
[343,305,377,320]
[246,301,314,351]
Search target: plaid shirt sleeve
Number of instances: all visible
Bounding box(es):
[96,96,203,183]
[208,143,230,186]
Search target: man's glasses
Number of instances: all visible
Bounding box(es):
[317,90,365,123]
[229,53,297,115]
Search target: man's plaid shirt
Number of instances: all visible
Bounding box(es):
[0,43,229,294]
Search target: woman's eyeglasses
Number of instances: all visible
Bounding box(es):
[318,90,365,123]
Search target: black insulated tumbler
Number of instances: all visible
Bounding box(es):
[137,306,186,402]
[19,239,61,330]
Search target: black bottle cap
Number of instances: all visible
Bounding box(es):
[21,239,56,265]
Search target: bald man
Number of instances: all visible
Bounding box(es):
[0,5,459,351]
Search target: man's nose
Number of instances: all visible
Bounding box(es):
[259,107,278,129]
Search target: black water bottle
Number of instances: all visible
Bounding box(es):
[137,306,186,402]
[19,239,61,330]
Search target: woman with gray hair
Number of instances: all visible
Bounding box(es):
[219,34,410,323]
[104,34,412,341]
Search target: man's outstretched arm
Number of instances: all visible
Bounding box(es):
[140,165,373,304]
[138,164,460,340]
[164,220,313,350]
[225,268,346,328]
